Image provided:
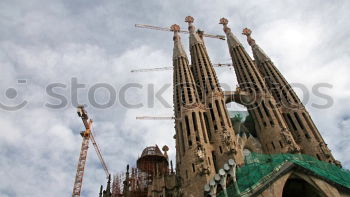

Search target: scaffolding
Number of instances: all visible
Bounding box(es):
[218,153,350,197]
[111,146,169,197]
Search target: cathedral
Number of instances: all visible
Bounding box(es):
[98,17,350,197]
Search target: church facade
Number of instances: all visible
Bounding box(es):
[98,17,350,197]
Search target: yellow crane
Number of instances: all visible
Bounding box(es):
[72,106,110,197]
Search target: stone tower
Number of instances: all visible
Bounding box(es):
[241,28,340,166]
[184,16,244,169]
[171,24,215,196]
[219,18,300,154]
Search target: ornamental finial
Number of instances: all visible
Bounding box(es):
[219,17,228,26]
[170,24,180,32]
[219,18,231,33]
[242,27,255,46]
[185,16,194,24]
[185,16,196,33]
[171,24,181,41]
[242,28,252,36]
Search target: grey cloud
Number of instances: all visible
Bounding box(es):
[1,0,350,196]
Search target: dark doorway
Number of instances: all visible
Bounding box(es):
[282,178,323,197]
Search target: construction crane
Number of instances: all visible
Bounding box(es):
[136,116,175,120]
[131,63,232,73]
[72,106,110,197]
[135,24,226,40]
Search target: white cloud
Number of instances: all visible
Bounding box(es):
[0,0,349,196]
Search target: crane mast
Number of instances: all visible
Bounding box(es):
[72,106,110,197]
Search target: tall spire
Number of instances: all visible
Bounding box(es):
[242,28,270,65]
[241,27,340,166]
[219,18,241,48]
[220,17,300,155]
[170,160,174,173]
[123,165,130,196]
[185,16,244,170]
[171,23,201,117]
[171,23,215,196]
[186,16,221,96]
[99,185,103,197]
[102,174,112,197]
[185,16,203,47]
[171,24,187,60]
[106,174,111,193]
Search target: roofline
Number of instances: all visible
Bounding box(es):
[238,162,350,197]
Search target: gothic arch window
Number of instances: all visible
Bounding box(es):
[199,113,208,143]
[192,112,200,142]
[286,113,297,131]
[294,112,305,130]
[282,177,323,197]
[215,100,224,127]
[185,116,192,148]
[262,101,274,127]
[316,154,321,160]
[203,112,212,141]
[179,122,185,155]
[222,100,232,128]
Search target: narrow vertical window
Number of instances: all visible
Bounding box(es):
[215,100,224,127]
[287,114,297,131]
[199,113,208,143]
[192,112,200,142]
[211,151,218,173]
[294,112,305,130]
[179,122,185,155]
[204,113,212,140]
[271,142,276,149]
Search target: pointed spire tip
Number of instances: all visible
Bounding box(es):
[219,18,231,34]
[170,24,180,32]
[242,27,256,46]
[219,17,228,25]
[219,17,242,47]
[185,16,194,24]
[242,28,252,36]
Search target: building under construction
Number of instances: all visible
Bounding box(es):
[100,145,177,197]
[74,16,350,197]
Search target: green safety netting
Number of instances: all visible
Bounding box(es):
[218,153,350,197]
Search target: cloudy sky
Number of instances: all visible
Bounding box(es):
[1,0,350,196]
